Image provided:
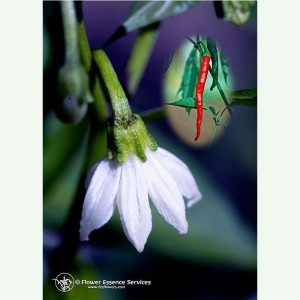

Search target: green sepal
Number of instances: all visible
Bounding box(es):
[107,113,158,165]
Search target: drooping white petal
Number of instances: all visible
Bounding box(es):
[144,150,188,234]
[116,155,152,252]
[154,147,202,207]
[80,158,121,241]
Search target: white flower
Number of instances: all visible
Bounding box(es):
[80,147,202,252]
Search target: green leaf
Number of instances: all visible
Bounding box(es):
[126,23,159,95]
[209,124,219,145]
[230,88,257,107]
[44,116,89,229]
[222,1,255,26]
[163,48,175,74]
[209,106,217,116]
[124,1,200,33]
[105,1,201,45]
[43,113,89,188]
[176,47,199,118]
[168,97,196,109]
[177,48,199,98]
[207,39,218,91]
[220,50,229,85]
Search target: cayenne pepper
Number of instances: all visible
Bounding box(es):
[195,54,210,141]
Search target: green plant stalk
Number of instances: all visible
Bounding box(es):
[77,20,92,71]
[126,23,159,95]
[209,125,218,145]
[188,38,233,117]
[216,81,232,116]
[61,1,80,65]
[92,50,132,119]
[76,5,108,121]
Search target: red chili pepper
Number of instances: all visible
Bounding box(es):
[195,55,210,141]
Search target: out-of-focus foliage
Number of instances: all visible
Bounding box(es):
[123,1,200,33]
[126,23,159,95]
[230,88,257,107]
[44,113,89,229]
[44,260,101,300]
[221,1,255,25]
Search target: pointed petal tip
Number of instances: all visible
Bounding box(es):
[79,228,90,242]
[177,220,188,235]
[178,227,188,235]
[187,193,202,208]
[135,244,145,253]
[79,236,89,242]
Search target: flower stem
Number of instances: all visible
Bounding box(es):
[75,1,108,121]
[61,1,80,65]
[77,18,92,71]
[92,49,132,119]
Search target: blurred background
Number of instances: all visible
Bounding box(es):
[43,1,257,299]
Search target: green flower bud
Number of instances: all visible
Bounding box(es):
[56,63,92,124]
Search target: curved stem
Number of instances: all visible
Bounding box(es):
[75,1,108,121]
[92,49,132,119]
[61,1,80,65]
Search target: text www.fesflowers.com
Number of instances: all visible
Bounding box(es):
[80,279,151,289]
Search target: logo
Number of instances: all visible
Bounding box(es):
[52,273,75,292]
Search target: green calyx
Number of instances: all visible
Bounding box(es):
[92,49,157,165]
[107,113,158,165]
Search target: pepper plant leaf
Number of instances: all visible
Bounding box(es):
[207,38,219,91]
[168,97,196,109]
[124,1,200,33]
[176,47,199,118]
[105,1,201,45]
[230,88,257,107]
[220,50,229,85]
[208,106,217,116]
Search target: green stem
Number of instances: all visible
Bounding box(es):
[75,1,92,71]
[61,1,80,65]
[92,49,132,119]
[75,2,108,121]
[77,19,92,71]
[209,125,218,145]
[216,81,232,116]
